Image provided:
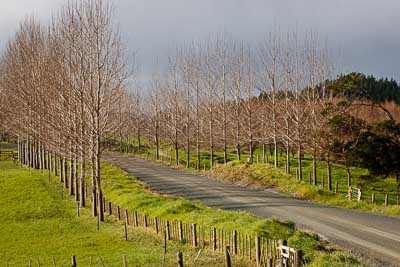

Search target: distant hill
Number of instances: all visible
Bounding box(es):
[324,72,400,104]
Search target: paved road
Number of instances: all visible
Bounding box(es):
[104,154,400,267]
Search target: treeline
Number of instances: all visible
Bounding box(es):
[117,33,341,189]
[115,36,400,191]
[1,0,399,211]
[325,72,400,104]
[0,0,129,221]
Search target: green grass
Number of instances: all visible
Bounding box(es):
[209,161,400,217]
[120,141,399,216]
[0,160,228,266]
[0,146,368,266]
[100,161,367,266]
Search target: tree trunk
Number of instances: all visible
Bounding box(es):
[223,143,227,165]
[175,141,179,166]
[286,144,290,174]
[186,140,190,168]
[297,147,302,181]
[346,166,351,188]
[119,130,123,153]
[137,128,141,156]
[91,151,97,217]
[196,143,200,170]
[236,143,241,161]
[95,134,104,222]
[38,142,42,170]
[327,159,332,191]
[32,140,37,169]
[236,119,241,161]
[80,157,86,207]
[41,145,45,170]
[64,159,68,189]
[262,143,266,164]
[312,152,317,186]
[60,158,64,183]
[54,154,58,176]
[155,125,159,161]
[273,137,278,168]
[210,108,214,169]
[74,155,79,201]
[249,140,253,164]
[69,156,75,195]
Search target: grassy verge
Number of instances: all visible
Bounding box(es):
[100,161,367,266]
[209,161,400,216]
[122,143,399,216]
[0,160,227,266]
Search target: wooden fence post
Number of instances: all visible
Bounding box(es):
[212,227,217,251]
[134,211,138,227]
[166,221,171,240]
[294,249,303,267]
[164,229,167,253]
[97,212,100,231]
[177,252,183,267]
[278,240,288,267]
[123,255,127,267]
[124,222,128,241]
[71,256,76,267]
[179,221,183,241]
[255,236,261,266]
[232,230,237,255]
[225,246,232,267]
[357,189,362,202]
[385,194,388,206]
[154,217,159,233]
[248,235,251,260]
[125,209,129,225]
[371,193,375,204]
[192,224,197,247]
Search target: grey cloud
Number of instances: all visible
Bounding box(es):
[1,0,399,81]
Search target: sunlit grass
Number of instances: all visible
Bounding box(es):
[0,160,227,266]
[121,142,399,215]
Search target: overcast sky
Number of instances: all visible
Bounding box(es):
[1,0,399,83]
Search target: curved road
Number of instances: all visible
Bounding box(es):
[104,154,400,267]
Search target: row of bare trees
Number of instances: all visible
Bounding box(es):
[0,0,129,221]
[0,0,343,202]
[117,33,338,189]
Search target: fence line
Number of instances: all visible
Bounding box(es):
[101,197,302,266]
[6,148,304,266]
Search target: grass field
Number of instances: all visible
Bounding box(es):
[121,142,399,216]
[0,159,228,266]
[0,149,366,266]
